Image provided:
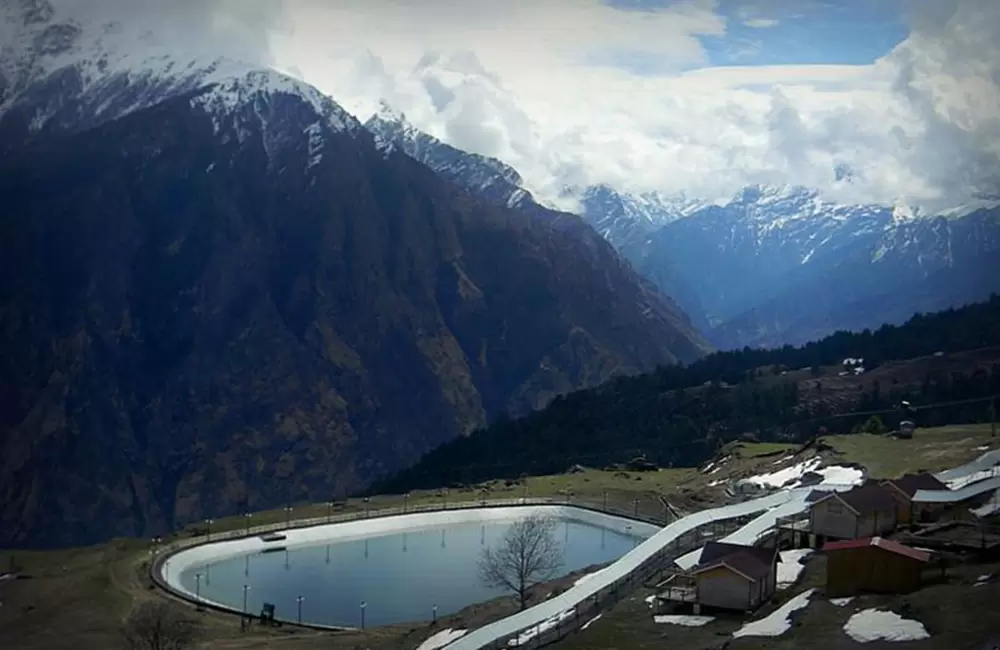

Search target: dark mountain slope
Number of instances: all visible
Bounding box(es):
[377,295,1000,492]
[0,85,707,548]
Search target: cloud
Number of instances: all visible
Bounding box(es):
[743,18,780,28]
[23,0,1000,213]
[263,0,1000,212]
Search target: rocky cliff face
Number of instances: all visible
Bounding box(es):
[0,35,709,547]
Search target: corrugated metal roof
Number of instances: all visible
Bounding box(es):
[822,536,931,562]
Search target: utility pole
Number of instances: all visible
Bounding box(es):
[991,396,996,438]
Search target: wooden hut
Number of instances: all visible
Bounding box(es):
[881,473,950,525]
[809,484,899,541]
[823,537,931,597]
[689,542,778,612]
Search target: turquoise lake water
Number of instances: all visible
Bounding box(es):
[177,516,648,627]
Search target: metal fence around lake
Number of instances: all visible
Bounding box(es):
[148,496,674,629]
[149,495,764,646]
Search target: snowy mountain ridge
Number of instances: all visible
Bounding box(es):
[0,0,359,152]
[365,102,534,210]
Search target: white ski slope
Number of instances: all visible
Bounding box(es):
[673,483,856,570]
[934,449,1000,484]
[443,484,857,650]
[913,475,1000,503]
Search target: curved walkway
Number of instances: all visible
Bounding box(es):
[442,482,862,649]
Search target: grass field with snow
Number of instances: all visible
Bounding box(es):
[2,423,998,650]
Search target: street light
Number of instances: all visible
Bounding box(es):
[194,572,203,608]
[244,512,252,535]
[360,601,367,629]
[403,493,409,513]
[632,499,639,518]
[296,595,305,623]
[242,584,251,615]
[285,505,293,529]
[205,518,213,541]
[326,501,333,524]
[432,604,438,623]
[363,497,370,518]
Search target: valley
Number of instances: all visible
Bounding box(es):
[2,424,997,650]
[2,3,999,650]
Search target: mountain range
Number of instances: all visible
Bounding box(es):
[366,110,1000,349]
[0,2,707,547]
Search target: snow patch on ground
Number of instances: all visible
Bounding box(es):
[654,614,715,626]
[830,597,854,607]
[507,609,575,646]
[738,459,863,490]
[777,549,814,589]
[644,595,656,609]
[773,454,795,465]
[843,609,930,642]
[732,589,815,638]
[580,614,601,631]
[416,628,467,650]
[574,570,604,587]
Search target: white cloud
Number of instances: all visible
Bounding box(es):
[26,0,1000,213]
[744,18,780,28]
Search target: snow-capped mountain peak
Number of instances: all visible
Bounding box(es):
[365,101,533,208]
[1,0,360,153]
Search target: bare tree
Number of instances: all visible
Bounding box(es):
[479,514,564,610]
[122,601,200,650]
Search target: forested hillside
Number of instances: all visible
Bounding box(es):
[376,296,1000,492]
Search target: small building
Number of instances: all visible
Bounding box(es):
[897,420,916,438]
[688,542,778,612]
[881,473,949,525]
[823,536,931,597]
[810,484,898,541]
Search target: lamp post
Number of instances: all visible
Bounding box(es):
[285,505,293,529]
[632,499,639,519]
[363,497,370,518]
[244,512,252,535]
[360,601,367,629]
[432,604,438,623]
[403,493,409,513]
[442,489,448,509]
[195,572,202,606]
[296,595,304,623]
[205,518,213,542]
[326,501,333,524]
[242,584,251,615]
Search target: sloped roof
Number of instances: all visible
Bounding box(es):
[822,536,931,562]
[884,473,949,497]
[693,541,777,582]
[817,484,897,515]
[699,541,777,567]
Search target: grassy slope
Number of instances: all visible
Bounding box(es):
[1,424,997,650]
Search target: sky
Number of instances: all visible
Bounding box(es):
[28,0,1000,213]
